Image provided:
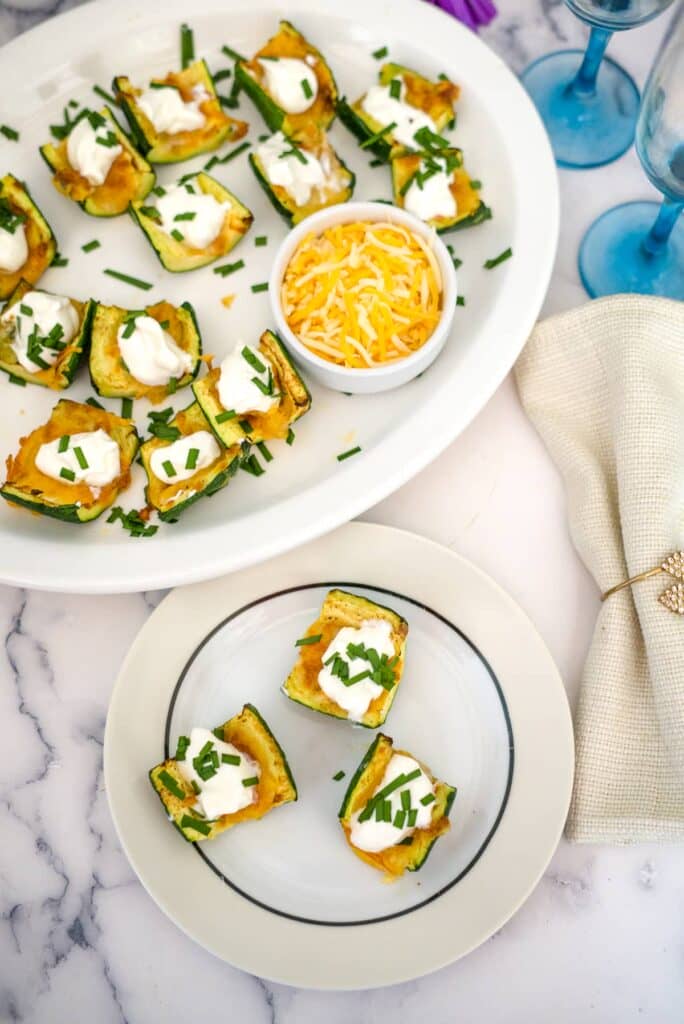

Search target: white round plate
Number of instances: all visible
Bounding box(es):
[0,0,558,593]
[104,523,573,989]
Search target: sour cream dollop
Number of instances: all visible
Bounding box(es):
[403,156,457,222]
[178,727,261,820]
[258,57,318,114]
[1,290,79,373]
[217,342,278,415]
[0,217,28,273]
[361,81,438,149]
[156,181,230,249]
[67,114,122,186]
[117,314,193,387]
[256,131,338,207]
[137,84,208,135]
[318,619,395,721]
[350,753,435,852]
[150,430,221,484]
[35,429,121,489]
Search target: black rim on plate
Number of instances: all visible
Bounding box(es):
[164,582,515,927]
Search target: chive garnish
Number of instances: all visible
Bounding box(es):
[104,269,153,290]
[256,441,273,463]
[190,780,201,794]
[85,396,104,409]
[175,735,190,760]
[250,282,268,293]
[73,446,88,470]
[398,836,413,846]
[360,122,397,150]
[420,793,436,806]
[170,228,184,242]
[300,78,313,100]
[0,124,19,141]
[180,23,195,69]
[213,68,232,83]
[333,770,345,781]
[162,459,176,478]
[372,45,388,59]
[159,769,186,800]
[213,259,244,277]
[215,409,237,423]
[484,247,512,270]
[469,178,482,190]
[121,397,133,419]
[254,235,267,247]
[152,185,166,198]
[203,140,251,172]
[286,428,295,446]
[401,789,412,811]
[295,634,322,647]
[93,84,116,104]
[58,435,70,453]
[19,304,33,316]
[242,776,258,787]
[456,295,465,307]
[52,253,69,267]
[7,374,26,386]
[166,377,179,396]
[174,211,196,221]
[107,506,158,537]
[185,447,200,471]
[221,43,247,62]
[337,446,361,462]
[221,753,241,765]
[393,808,406,829]
[407,808,418,827]
[389,78,401,100]
[240,454,264,477]
[59,467,76,482]
[180,814,212,836]
[241,346,266,373]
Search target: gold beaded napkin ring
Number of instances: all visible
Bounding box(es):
[602,552,684,614]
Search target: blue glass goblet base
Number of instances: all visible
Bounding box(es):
[521,51,640,169]
[579,201,684,299]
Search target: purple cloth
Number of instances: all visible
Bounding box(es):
[425,0,497,30]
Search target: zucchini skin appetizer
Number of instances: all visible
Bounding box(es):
[130,172,253,273]
[282,589,408,729]
[114,60,247,164]
[339,733,456,878]
[150,704,297,842]
[0,174,57,300]
[140,401,243,522]
[89,299,201,403]
[0,279,93,389]
[193,329,311,447]
[235,20,337,142]
[1,398,139,524]
[40,106,155,217]
[391,147,491,233]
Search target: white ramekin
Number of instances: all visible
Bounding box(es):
[268,201,458,395]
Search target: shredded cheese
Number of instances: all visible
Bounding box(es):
[281,221,442,367]
[221,294,236,308]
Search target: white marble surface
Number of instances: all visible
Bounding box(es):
[1,1,682,1021]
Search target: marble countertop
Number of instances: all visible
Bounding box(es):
[1,1,681,1021]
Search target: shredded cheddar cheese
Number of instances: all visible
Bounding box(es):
[280,220,443,368]
[221,294,236,308]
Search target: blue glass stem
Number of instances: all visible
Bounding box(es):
[570,27,613,97]
[642,198,684,257]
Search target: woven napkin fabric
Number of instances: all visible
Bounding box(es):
[515,294,684,843]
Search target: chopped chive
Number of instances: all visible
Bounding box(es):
[58,435,70,453]
[241,346,266,373]
[158,320,170,330]
[369,157,384,167]
[420,793,436,806]
[250,282,268,293]
[52,253,69,267]
[256,441,273,463]
[180,23,195,69]
[212,726,224,741]
[238,419,253,433]
[152,185,166,198]
[215,409,237,424]
[286,428,295,446]
[398,836,413,846]
[85,396,104,409]
[170,228,184,242]
[258,133,270,142]
[346,669,371,685]
[82,239,100,253]
[254,235,267,247]
[389,78,401,100]
[213,259,244,277]
[218,94,240,109]
[162,459,176,478]
[221,753,241,765]
[456,295,465,307]
[104,269,153,290]
[59,467,76,482]
[121,318,137,340]
[159,769,186,800]
[174,211,196,221]
[300,78,313,100]
[372,45,388,59]
[174,735,190,760]
[121,398,133,419]
[333,770,345,781]
[0,124,19,141]
[360,121,396,150]
[240,454,264,477]
[19,303,33,316]
[295,634,322,647]
[242,776,258,787]
[374,801,385,822]
[180,814,212,836]
[393,808,406,829]
[382,800,392,823]
[93,84,116,104]
[185,447,199,470]
[469,178,482,190]
[73,446,88,470]
[221,44,247,62]
[401,789,412,811]
[106,506,158,537]
[337,446,361,462]
[190,779,201,794]
[407,808,418,827]
[213,68,232,83]
[484,247,512,270]
[166,377,179,395]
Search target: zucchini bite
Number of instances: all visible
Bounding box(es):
[192,329,311,447]
[39,107,155,217]
[0,174,57,300]
[337,63,459,160]
[249,131,355,226]
[149,703,297,843]
[339,733,456,879]
[391,148,491,232]
[130,172,253,272]
[282,589,408,729]
[114,59,248,164]
[140,401,242,521]
[0,278,93,389]
[1,399,139,524]
[89,299,201,403]
[235,20,337,143]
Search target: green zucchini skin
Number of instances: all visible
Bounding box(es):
[336,99,393,161]
[243,702,298,799]
[248,147,356,226]
[0,174,58,301]
[408,783,457,871]
[337,734,384,819]
[235,63,286,133]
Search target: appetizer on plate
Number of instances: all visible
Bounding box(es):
[1,398,139,523]
[282,589,408,728]
[250,130,355,225]
[89,299,201,402]
[130,172,253,272]
[150,703,297,842]
[337,63,459,160]
[40,106,155,217]
[114,59,247,164]
[140,401,243,521]
[0,174,57,300]
[391,147,491,232]
[338,733,456,878]
[193,329,311,446]
[0,279,94,389]
[235,20,337,141]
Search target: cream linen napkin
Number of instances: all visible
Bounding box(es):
[515,294,684,843]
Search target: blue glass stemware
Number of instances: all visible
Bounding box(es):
[579,3,684,298]
[521,0,674,169]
